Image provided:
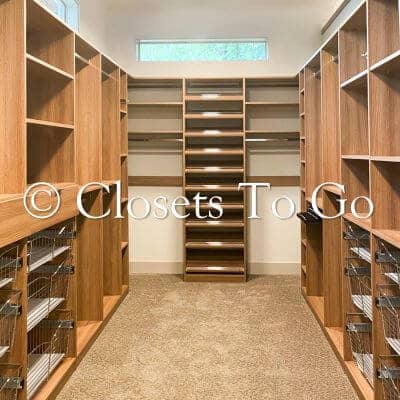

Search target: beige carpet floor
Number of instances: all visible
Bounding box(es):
[57,275,357,400]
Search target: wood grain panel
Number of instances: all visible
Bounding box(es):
[0,0,26,194]
[321,43,340,182]
[128,176,299,187]
[103,187,122,296]
[77,190,103,321]
[75,54,102,183]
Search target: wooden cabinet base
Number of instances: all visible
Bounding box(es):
[32,286,129,400]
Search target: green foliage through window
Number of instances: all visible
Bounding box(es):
[138,40,268,62]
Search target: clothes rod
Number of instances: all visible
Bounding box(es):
[75,53,90,66]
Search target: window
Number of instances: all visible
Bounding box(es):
[38,0,79,30]
[137,39,268,62]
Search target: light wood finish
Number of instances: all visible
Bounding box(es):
[103,187,122,296]
[339,3,368,83]
[26,0,74,75]
[323,190,343,327]
[0,0,26,194]
[75,38,102,183]
[321,36,340,182]
[304,58,322,199]
[102,60,120,181]
[299,2,400,398]
[77,190,103,322]
[368,0,400,66]
[0,1,130,398]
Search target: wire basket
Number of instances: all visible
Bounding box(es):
[27,259,73,332]
[346,263,372,321]
[27,221,75,273]
[27,310,73,399]
[376,239,400,288]
[344,222,371,263]
[379,356,400,400]
[0,292,21,360]
[0,246,21,289]
[0,364,22,400]
[346,313,374,387]
[377,285,400,356]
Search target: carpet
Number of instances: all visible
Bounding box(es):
[57,275,357,400]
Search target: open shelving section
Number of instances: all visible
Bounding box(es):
[183,78,246,282]
[0,1,130,399]
[298,1,400,399]
[126,76,300,281]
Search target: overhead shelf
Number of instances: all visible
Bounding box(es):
[26,53,74,81]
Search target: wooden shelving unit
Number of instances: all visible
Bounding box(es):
[126,76,300,282]
[0,2,129,399]
[183,78,246,282]
[299,1,400,399]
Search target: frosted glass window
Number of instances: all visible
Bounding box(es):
[138,40,268,62]
[38,0,79,30]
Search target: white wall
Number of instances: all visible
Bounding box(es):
[101,0,343,77]
[128,146,301,275]
[78,0,109,54]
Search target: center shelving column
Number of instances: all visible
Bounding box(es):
[183,78,246,282]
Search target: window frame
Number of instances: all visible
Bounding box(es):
[136,38,269,62]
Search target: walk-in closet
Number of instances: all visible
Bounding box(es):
[0,0,398,399]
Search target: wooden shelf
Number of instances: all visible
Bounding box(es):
[185,113,243,120]
[341,154,370,160]
[186,203,244,210]
[185,131,243,137]
[185,185,240,192]
[26,53,74,80]
[129,102,183,106]
[245,101,299,106]
[0,2,130,400]
[373,229,400,249]
[343,213,371,231]
[185,148,244,155]
[340,69,367,89]
[185,220,244,228]
[185,240,244,249]
[185,167,244,174]
[26,118,74,130]
[186,95,243,101]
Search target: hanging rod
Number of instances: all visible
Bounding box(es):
[75,53,90,66]
[313,69,321,78]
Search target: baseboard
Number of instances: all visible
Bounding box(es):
[248,262,300,275]
[131,262,183,274]
[130,262,300,275]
